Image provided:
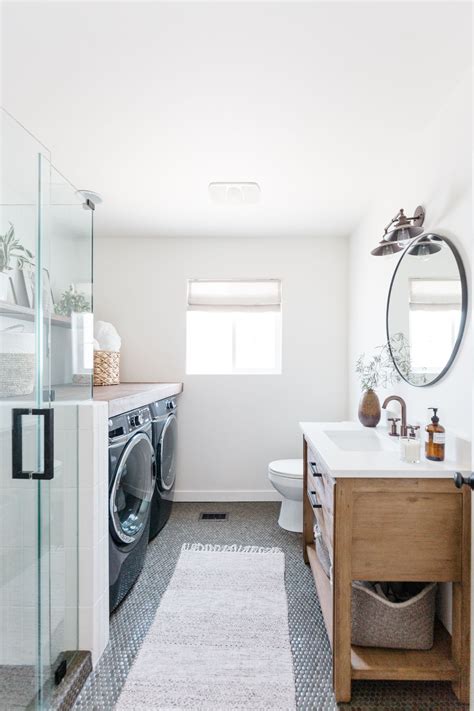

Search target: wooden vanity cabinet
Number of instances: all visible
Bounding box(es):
[303,436,471,704]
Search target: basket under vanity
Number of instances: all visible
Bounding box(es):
[301,422,471,705]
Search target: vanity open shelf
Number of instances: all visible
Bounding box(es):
[301,423,471,705]
[350,621,456,681]
[307,544,457,680]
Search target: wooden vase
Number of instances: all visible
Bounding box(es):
[358,388,381,427]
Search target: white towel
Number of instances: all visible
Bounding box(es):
[94,320,121,352]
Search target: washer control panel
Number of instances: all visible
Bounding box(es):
[150,397,179,418]
[127,406,151,430]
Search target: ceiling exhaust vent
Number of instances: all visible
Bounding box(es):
[209,182,261,205]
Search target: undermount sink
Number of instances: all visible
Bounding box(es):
[324,429,395,452]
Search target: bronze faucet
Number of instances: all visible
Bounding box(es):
[382,395,408,437]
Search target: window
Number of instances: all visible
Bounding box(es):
[409,278,462,374]
[186,279,282,375]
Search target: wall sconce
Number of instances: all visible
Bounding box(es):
[371,206,425,257]
[407,233,442,257]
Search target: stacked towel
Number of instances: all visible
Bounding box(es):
[94,321,121,352]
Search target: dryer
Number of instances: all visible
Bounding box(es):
[108,405,155,611]
[149,398,178,540]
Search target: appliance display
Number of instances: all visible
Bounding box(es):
[149,398,178,539]
[108,405,155,611]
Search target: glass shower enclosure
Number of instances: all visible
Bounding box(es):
[0,108,93,708]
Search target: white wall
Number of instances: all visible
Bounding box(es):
[348,74,472,441]
[347,74,472,631]
[94,235,348,499]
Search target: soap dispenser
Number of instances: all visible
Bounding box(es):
[425,408,445,462]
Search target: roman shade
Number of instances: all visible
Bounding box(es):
[409,279,462,311]
[187,279,281,312]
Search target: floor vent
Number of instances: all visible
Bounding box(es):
[199,512,228,521]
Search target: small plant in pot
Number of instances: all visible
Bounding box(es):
[355,341,400,427]
[54,285,91,316]
[0,223,34,303]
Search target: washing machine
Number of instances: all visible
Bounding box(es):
[108,405,155,611]
[149,398,178,540]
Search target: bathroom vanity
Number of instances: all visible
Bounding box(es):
[301,422,471,704]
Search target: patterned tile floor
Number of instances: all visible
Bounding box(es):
[74,502,467,710]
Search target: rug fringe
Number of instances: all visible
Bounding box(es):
[181,543,282,554]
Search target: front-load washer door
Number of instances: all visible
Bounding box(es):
[110,432,155,545]
[158,414,177,491]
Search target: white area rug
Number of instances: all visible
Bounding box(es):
[115,543,296,710]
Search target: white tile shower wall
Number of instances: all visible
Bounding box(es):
[78,401,109,667]
[0,400,108,667]
[347,74,472,632]
[94,236,349,500]
[0,403,83,665]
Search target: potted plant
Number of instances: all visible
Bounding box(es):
[54,284,91,316]
[0,223,34,303]
[355,340,400,427]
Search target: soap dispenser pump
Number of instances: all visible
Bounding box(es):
[425,408,445,462]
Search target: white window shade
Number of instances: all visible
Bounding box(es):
[187,279,281,312]
[409,278,462,306]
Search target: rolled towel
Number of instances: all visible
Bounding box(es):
[94,320,121,352]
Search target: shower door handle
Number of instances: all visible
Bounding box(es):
[12,408,55,480]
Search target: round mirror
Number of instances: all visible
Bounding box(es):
[386,233,468,387]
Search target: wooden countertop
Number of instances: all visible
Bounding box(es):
[94,382,183,416]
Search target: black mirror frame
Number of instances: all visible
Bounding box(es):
[386,233,468,388]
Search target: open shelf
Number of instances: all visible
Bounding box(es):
[351,621,458,682]
[306,543,459,684]
[0,300,71,328]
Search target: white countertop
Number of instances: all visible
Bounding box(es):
[300,421,471,478]
[94,382,183,416]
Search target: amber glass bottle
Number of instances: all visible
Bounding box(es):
[425,408,445,462]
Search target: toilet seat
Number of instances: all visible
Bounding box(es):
[268,459,303,480]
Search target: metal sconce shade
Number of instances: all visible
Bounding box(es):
[407,234,443,257]
[371,240,404,257]
[387,223,424,241]
[371,205,425,257]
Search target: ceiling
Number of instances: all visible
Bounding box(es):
[1,1,471,239]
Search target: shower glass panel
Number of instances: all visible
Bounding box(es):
[0,108,93,709]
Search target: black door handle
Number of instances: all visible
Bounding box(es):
[12,408,54,480]
[453,471,474,490]
[309,462,323,478]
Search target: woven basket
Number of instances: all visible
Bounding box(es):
[94,350,120,386]
[352,581,437,650]
[0,353,35,397]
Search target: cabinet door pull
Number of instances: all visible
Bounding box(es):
[309,462,323,477]
[453,471,474,490]
[308,490,322,509]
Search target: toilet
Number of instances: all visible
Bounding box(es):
[268,459,303,533]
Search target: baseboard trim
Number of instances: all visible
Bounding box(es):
[174,490,282,502]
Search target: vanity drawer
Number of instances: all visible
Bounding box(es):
[307,447,335,513]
